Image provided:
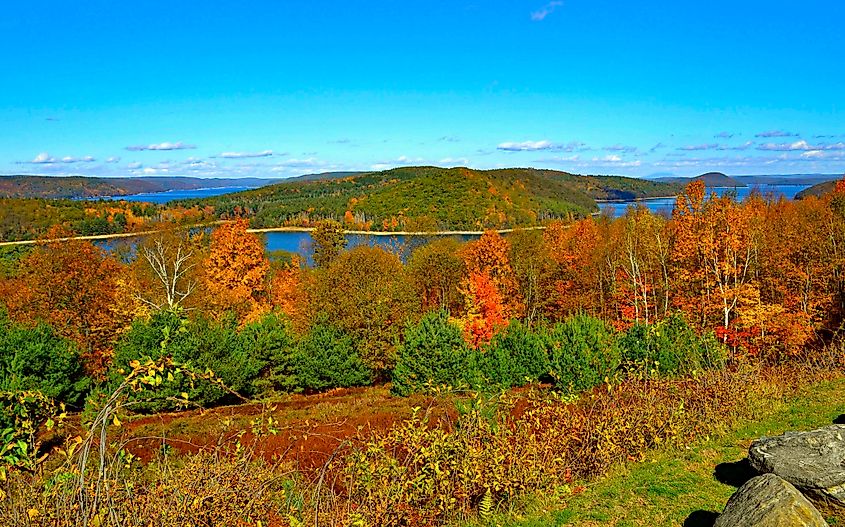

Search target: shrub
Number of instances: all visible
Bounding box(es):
[392,310,473,396]
[237,313,298,394]
[619,313,726,375]
[110,311,264,410]
[295,324,372,392]
[543,314,621,392]
[0,312,89,408]
[476,319,549,389]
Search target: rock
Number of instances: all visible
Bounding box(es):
[714,473,828,527]
[748,425,845,507]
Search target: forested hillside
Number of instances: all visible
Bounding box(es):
[0,175,277,199]
[180,166,680,231]
[0,199,212,242]
[796,179,839,199]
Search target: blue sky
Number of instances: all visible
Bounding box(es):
[1,1,843,179]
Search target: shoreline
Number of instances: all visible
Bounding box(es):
[595,195,678,203]
[246,225,547,236]
[0,223,547,247]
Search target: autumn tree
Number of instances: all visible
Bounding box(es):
[670,180,711,325]
[508,229,556,325]
[672,182,761,341]
[749,196,833,353]
[614,207,672,325]
[461,230,522,317]
[205,219,271,320]
[460,271,508,349]
[407,237,467,315]
[311,220,347,268]
[543,219,604,319]
[304,245,419,373]
[269,254,307,325]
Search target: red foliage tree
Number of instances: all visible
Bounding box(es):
[461,271,508,349]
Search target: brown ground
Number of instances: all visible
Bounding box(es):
[117,386,445,477]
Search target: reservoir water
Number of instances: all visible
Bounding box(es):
[262,231,479,264]
[106,187,256,204]
[598,184,811,218]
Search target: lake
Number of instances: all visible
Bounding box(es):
[106,186,256,204]
[263,231,480,264]
[598,184,811,217]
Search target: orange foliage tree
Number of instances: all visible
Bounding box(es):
[269,254,306,324]
[672,181,760,331]
[460,271,508,349]
[461,230,522,317]
[543,219,604,318]
[204,220,271,320]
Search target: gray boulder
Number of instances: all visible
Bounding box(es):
[748,424,845,507]
[714,473,828,527]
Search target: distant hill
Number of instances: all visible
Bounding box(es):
[0,175,281,200]
[178,166,681,231]
[795,179,843,200]
[287,171,368,183]
[655,172,746,188]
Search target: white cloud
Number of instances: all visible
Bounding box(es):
[269,157,327,171]
[603,144,638,153]
[755,140,845,152]
[755,130,799,138]
[678,144,719,151]
[105,156,121,163]
[717,141,755,151]
[497,140,588,152]
[650,151,845,170]
[498,140,554,151]
[215,150,274,159]
[554,155,581,162]
[674,141,754,152]
[125,141,196,151]
[531,1,563,21]
[714,132,735,139]
[27,152,96,164]
[654,156,763,169]
[757,140,813,151]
